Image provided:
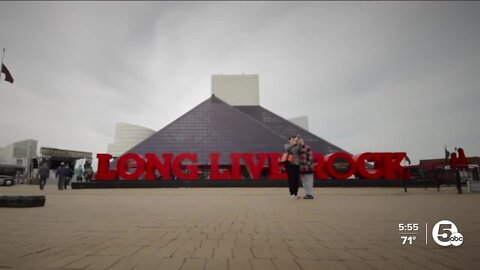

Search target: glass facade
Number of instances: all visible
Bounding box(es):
[126,95,348,166]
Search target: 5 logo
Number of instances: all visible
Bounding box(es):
[432,220,464,247]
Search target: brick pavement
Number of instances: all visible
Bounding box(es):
[0,185,479,269]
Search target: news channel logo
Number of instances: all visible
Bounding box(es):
[398,220,464,247]
[432,220,464,247]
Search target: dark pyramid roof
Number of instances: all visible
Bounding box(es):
[123,95,349,165]
[235,106,349,155]
[126,96,288,164]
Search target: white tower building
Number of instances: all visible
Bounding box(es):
[212,74,309,131]
[211,74,259,106]
[107,123,155,158]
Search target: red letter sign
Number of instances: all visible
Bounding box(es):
[210,153,231,180]
[172,153,199,180]
[268,153,287,179]
[312,153,329,179]
[96,154,118,180]
[230,153,243,180]
[117,153,146,180]
[95,151,409,181]
[382,152,406,179]
[145,153,173,180]
[242,153,269,180]
[325,153,355,179]
[354,153,383,179]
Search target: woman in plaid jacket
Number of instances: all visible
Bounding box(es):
[298,137,315,199]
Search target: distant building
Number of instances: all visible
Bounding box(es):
[419,157,480,167]
[39,147,93,169]
[124,95,346,166]
[0,138,95,181]
[107,123,155,158]
[0,139,37,177]
[112,74,348,181]
[120,74,346,165]
[213,74,309,131]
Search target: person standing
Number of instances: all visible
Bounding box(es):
[75,165,84,182]
[38,163,50,190]
[84,166,94,182]
[65,164,73,189]
[284,135,302,199]
[450,152,462,194]
[455,147,468,194]
[55,162,68,190]
[298,137,315,199]
[15,170,22,184]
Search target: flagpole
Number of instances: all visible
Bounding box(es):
[1,48,4,83]
[0,48,7,83]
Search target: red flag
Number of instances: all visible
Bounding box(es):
[1,64,14,83]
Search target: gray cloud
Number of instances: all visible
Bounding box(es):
[0,1,479,164]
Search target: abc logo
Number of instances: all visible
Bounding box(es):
[449,233,463,246]
[432,220,464,247]
[450,235,462,241]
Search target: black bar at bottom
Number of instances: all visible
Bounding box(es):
[71,179,434,189]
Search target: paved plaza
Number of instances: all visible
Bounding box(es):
[0,185,479,270]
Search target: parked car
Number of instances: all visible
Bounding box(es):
[0,164,25,186]
[0,175,15,186]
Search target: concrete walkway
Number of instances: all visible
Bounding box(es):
[1,185,479,269]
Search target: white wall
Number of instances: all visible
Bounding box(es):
[0,139,37,165]
[0,139,38,177]
[212,74,260,106]
[0,144,13,164]
[107,123,155,157]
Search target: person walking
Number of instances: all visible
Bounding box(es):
[75,165,84,182]
[38,163,50,190]
[284,135,302,199]
[65,164,73,189]
[298,137,316,199]
[55,162,68,190]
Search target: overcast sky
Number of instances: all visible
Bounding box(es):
[1,1,479,164]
